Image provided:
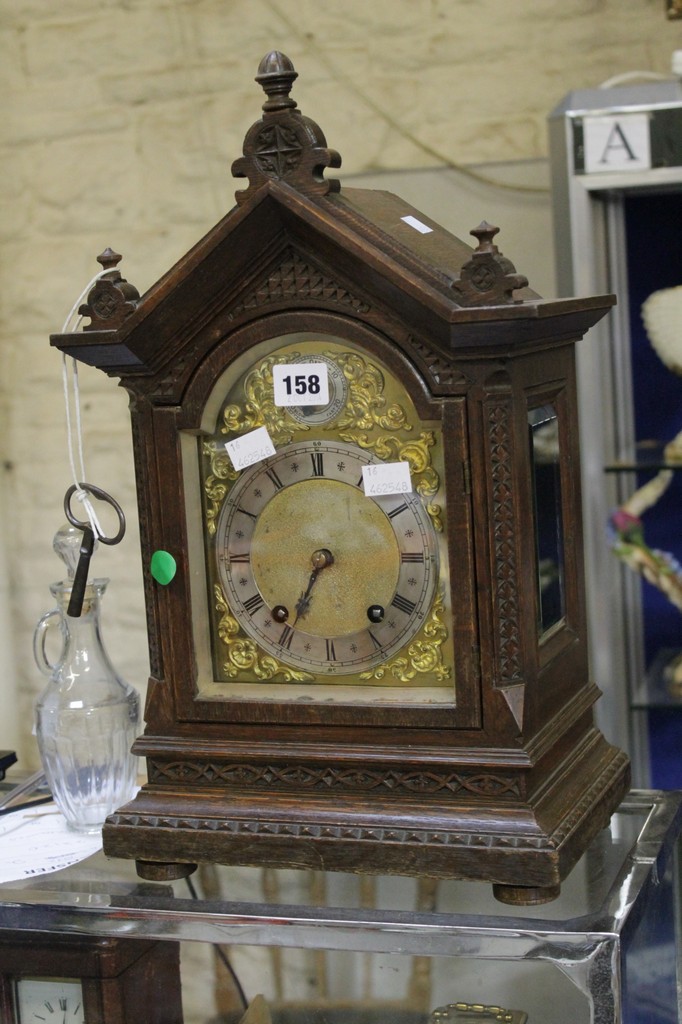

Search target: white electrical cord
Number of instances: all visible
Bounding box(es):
[599,70,673,88]
[60,269,115,540]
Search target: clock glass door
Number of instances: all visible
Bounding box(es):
[184,331,458,709]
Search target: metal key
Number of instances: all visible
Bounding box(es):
[63,483,126,618]
[67,525,96,617]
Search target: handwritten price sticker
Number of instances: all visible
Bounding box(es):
[273,363,329,407]
[225,426,276,471]
[362,461,412,497]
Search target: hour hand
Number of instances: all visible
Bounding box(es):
[293,548,334,624]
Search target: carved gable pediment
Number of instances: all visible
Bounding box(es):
[227,248,372,323]
[50,50,578,400]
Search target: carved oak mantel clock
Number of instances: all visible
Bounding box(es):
[51,52,629,903]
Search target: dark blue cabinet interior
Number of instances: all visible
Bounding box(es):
[624,190,682,788]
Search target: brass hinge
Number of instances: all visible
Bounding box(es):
[462,459,472,494]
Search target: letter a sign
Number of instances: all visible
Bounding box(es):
[582,113,651,174]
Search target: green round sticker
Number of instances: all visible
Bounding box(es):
[150,550,177,585]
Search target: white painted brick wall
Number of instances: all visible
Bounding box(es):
[0,0,679,763]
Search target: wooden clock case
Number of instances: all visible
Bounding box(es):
[51,52,629,902]
[0,933,183,1024]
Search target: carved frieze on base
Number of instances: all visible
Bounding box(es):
[103,744,629,897]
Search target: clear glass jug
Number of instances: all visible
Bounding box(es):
[33,527,140,833]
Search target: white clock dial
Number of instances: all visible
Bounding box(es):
[14,978,85,1024]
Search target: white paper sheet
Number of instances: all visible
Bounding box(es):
[0,803,102,883]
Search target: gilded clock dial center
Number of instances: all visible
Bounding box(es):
[250,477,399,637]
[215,439,439,675]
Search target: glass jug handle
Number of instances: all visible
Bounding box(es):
[33,609,64,677]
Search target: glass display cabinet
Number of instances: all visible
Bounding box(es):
[0,786,680,1024]
[549,81,682,788]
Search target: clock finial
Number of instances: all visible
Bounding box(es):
[255,50,299,112]
[232,52,341,204]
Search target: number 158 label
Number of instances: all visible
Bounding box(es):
[273,363,329,407]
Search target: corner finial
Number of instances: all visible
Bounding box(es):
[96,247,124,272]
[469,221,500,252]
[451,223,529,307]
[79,249,140,331]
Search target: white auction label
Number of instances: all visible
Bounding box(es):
[401,214,433,234]
[273,362,329,407]
[225,426,276,471]
[362,461,412,497]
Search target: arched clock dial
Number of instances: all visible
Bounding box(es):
[215,440,439,674]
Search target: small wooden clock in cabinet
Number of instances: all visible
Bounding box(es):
[0,932,183,1023]
[51,51,629,903]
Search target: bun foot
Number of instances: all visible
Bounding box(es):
[493,882,561,905]
[135,859,198,881]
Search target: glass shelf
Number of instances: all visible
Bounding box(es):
[0,788,680,1024]
[604,440,682,474]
